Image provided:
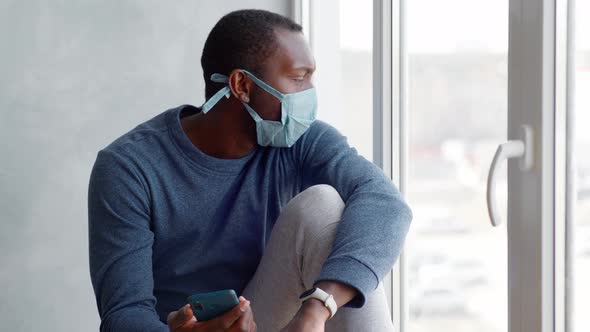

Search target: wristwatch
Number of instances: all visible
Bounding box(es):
[298,287,338,319]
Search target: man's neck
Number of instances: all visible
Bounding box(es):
[181,103,258,159]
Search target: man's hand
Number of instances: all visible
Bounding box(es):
[279,298,330,332]
[167,296,257,332]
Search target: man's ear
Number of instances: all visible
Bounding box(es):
[228,69,253,103]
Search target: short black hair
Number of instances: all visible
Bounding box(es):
[201,9,303,100]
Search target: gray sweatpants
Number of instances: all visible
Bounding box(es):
[241,184,395,332]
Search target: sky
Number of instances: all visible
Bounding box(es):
[338,0,589,53]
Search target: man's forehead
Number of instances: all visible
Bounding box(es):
[273,28,315,71]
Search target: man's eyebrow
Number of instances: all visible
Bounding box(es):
[292,65,316,72]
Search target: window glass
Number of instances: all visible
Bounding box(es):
[572,1,590,331]
[406,1,509,331]
[310,0,373,160]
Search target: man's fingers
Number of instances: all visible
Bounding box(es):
[231,300,255,332]
[167,304,195,329]
[210,296,250,330]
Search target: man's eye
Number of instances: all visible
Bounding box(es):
[292,77,305,82]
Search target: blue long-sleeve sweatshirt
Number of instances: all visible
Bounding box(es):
[87,104,412,331]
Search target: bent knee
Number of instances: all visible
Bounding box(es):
[282,185,345,230]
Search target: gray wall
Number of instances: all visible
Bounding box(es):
[0,1,291,330]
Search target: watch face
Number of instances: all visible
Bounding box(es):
[299,287,317,299]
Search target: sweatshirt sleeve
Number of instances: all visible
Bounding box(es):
[88,149,168,332]
[295,120,413,309]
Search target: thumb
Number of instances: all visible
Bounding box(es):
[167,304,196,329]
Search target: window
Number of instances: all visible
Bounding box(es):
[305,0,373,161]
[299,0,580,330]
[405,0,508,331]
[572,1,590,330]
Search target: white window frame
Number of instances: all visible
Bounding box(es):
[372,0,406,329]
[506,0,570,330]
[555,0,574,331]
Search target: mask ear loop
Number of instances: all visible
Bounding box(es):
[239,69,284,101]
[240,69,290,124]
[201,73,232,113]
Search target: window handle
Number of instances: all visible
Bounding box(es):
[486,125,534,227]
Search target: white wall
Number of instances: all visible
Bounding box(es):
[0,1,291,331]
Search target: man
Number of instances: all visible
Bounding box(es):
[88,9,412,332]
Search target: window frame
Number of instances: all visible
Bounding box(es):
[505,0,569,330]
[372,0,407,329]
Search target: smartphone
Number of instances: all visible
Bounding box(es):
[186,289,240,321]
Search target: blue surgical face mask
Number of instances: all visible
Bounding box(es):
[200,69,318,147]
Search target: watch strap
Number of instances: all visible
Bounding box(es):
[298,287,338,319]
